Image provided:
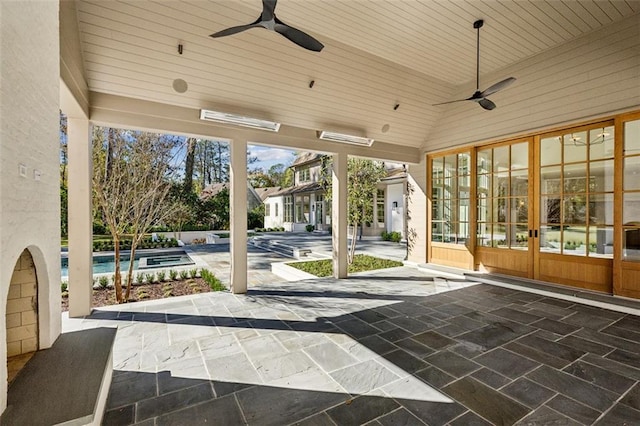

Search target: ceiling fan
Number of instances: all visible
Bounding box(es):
[434,20,515,111]
[210,0,324,52]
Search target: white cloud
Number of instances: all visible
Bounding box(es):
[248,146,295,163]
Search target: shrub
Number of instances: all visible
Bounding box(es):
[61,281,68,292]
[168,269,178,280]
[200,269,226,291]
[92,221,107,235]
[179,270,189,280]
[98,276,109,289]
[305,224,314,232]
[381,231,390,241]
[145,273,155,283]
[136,272,145,284]
[156,271,166,282]
[189,268,198,279]
[389,231,402,243]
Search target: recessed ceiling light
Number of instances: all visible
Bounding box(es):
[317,130,374,147]
[200,109,281,132]
[172,79,188,93]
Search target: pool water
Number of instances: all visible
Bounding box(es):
[61,250,193,277]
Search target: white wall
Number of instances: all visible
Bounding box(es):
[264,197,284,229]
[0,0,61,410]
[427,14,640,152]
[386,183,405,235]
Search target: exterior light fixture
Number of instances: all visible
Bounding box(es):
[317,130,374,147]
[199,109,281,132]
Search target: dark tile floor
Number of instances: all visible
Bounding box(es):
[69,268,640,425]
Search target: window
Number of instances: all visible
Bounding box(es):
[623,119,640,261]
[377,189,385,223]
[431,152,470,244]
[275,203,279,217]
[299,168,311,183]
[477,142,529,249]
[295,195,310,222]
[284,196,293,222]
[539,124,614,258]
[265,203,271,216]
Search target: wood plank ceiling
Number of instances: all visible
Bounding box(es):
[74,0,640,149]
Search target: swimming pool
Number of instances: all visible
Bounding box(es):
[60,250,194,277]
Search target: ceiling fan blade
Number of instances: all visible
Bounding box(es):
[210,19,262,38]
[479,77,516,98]
[432,99,467,106]
[261,0,277,21]
[479,98,496,110]
[274,20,324,52]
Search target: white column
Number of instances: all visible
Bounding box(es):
[332,153,348,278]
[67,117,93,317]
[230,139,248,294]
[406,162,428,264]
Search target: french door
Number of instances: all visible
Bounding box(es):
[476,120,617,293]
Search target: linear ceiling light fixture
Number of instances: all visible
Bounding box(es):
[199,109,281,132]
[318,130,374,147]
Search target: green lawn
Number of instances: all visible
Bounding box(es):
[288,254,403,277]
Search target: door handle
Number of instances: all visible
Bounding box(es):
[529,230,533,238]
[535,230,538,238]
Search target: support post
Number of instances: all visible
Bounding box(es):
[230,139,248,293]
[332,153,348,278]
[67,117,93,317]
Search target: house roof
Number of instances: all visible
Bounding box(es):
[254,186,283,202]
[267,182,324,198]
[290,152,324,169]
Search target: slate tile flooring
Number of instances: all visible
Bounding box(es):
[61,267,640,425]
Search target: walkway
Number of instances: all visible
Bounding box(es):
[63,267,640,425]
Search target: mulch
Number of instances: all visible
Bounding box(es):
[61,278,214,312]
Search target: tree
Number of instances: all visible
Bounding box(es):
[92,127,181,303]
[322,157,387,263]
[183,137,197,195]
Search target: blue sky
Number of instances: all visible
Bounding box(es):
[247,145,297,171]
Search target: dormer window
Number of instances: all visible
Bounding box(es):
[299,168,311,183]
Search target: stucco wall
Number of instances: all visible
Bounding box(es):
[0,0,61,410]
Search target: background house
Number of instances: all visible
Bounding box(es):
[263,153,408,237]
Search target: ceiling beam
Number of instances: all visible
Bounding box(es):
[89,92,422,164]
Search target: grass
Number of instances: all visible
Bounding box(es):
[288,254,403,277]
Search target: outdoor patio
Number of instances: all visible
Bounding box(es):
[62,266,640,425]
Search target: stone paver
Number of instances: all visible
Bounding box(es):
[61,265,640,425]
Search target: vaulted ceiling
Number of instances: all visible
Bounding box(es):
[67,0,640,151]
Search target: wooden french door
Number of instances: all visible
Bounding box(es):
[532,121,615,293]
[614,112,640,298]
[475,139,535,278]
[475,122,617,294]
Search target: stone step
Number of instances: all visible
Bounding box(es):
[2,327,117,426]
[250,238,311,259]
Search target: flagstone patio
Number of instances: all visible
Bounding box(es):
[62,267,640,425]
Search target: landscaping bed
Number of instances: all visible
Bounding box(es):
[288,254,403,277]
[61,272,226,311]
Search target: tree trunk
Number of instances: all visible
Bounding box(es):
[113,238,123,303]
[124,244,137,300]
[348,222,357,264]
[183,137,196,194]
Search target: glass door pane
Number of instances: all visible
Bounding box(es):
[476,141,530,250]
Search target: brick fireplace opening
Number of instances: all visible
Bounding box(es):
[6,249,38,384]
